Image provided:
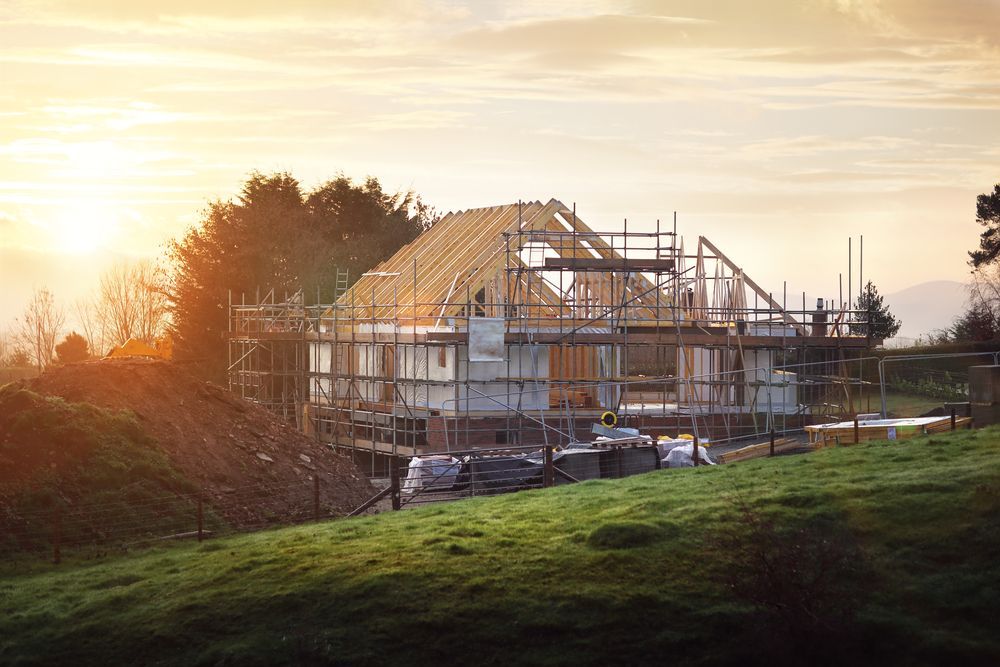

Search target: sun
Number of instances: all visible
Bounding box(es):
[52,201,119,254]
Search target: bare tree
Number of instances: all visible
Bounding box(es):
[95,260,169,347]
[74,297,109,358]
[0,328,10,366]
[969,265,1000,317]
[134,261,170,343]
[98,263,137,345]
[15,288,65,371]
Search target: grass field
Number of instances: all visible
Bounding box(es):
[2,427,999,666]
[882,390,948,417]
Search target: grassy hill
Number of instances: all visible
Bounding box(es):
[1,364,373,555]
[0,386,201,552]
[2,428,1000,666]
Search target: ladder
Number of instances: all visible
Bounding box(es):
[333,268,350,301]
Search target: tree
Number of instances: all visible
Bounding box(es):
[969,183,1000,268]
[7,347,30,368]
[55,331,90,363]
[0,329,10,367]
[95,260,169,347]
[934,272,1000,343]
[14,287,65,371]
[948,304,999,342]
[75,297,109,358]
[305,175,433,293]
[168,171,434,380]
[849,281,901,341]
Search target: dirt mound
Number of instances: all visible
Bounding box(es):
[19,359,373,526]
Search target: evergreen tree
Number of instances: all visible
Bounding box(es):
[167,171,435,380]
[7,348,30,367]
[55,331,90,363]
[849,281,901,340]
[969,183,1000,268]
[948,304,999,342]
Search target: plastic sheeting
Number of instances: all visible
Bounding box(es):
[402,455,461,493]
[655,438,691,459]
[403,444,664,496]
[455,454,543,494]
[468,317,505,362]
[663,444,716,468]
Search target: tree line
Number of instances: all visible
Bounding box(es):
[841,182,1000,345]
[933,183,1000,343]
[1,260,170,370]
[2,172,434,378]
[5,174,997,374]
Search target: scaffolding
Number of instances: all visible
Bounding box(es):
[228,199,875,464]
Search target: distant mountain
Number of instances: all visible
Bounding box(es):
[884,280,967,341]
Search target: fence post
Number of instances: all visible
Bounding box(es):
[197,498,204,542]
[390,463,401,511]
[616,445,624,477]
[543,445,554,488]
[52,501,61,565]
[769,429,775,457]
[693,436,700,467]
[854,416,860,444]
[950,406,956,431]
[313,475,321,521]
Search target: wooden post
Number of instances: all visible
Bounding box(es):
[769,429,775,457]
[52,501,61,565]
[693,436,700,466]
[313,475,320,521]
[854,416,860,444]
[390,462,401,511]
[950,406,956,431]
[543,445,554,487]
[197,499,204,542]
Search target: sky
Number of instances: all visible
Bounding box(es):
[1,0,998,335]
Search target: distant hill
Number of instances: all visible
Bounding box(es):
[885,280,967,341]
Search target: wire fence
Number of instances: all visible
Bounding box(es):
[0,476,365,564]
[353,440,720,514]
[2,440,692,563]
[4,381,976,565]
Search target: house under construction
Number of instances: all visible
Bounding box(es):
[228,199,876,460]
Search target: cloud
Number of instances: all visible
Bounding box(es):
[737,134,920,158]
[451,13,711,54]
[0,0,997,320]
[351,109,472,131]
[7,0,471,31]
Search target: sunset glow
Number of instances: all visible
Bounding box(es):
[1,1,999,336]
[4,5,1000,659]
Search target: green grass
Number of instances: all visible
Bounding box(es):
[0,387,201,553]
[882,390,944,417]
[2,428,1000,666]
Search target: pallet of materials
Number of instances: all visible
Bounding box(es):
[717,437,802,464]
[804,416,972,448]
